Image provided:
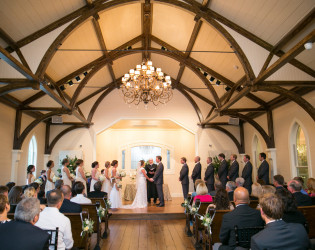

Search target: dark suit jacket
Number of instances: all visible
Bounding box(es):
[0,220,50,250]
[242,161,253,189]
[218,160,228,187]
[251,220,309,250]
[87,190,107,198]
[293,191,312,206]
[192,162,201,182]
[204,163,214,185]
[153,162,164,185]
[282,211,306,226]
[179,163,189,185]
[228,161,239,181]
[228,191,234,201]
[59,198,82,213]
[257,160,269,184]
[219,204,264,249]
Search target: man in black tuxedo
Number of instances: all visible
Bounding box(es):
[179,157,189,199]
[219,187,264,250]
[191,156,202,191]
[204,157,215,192]
[227,154,239,182]
[0,197,50,250]
[273,174,285,190]
[150,156,164,207]
[242,154,253,194]
[60,185,82,213]
[257,152,269,184]
[218,153,228,188]
[88,181,107,198]
[287,180,312,206]
[251,193,309,250]
[145,158,158,204]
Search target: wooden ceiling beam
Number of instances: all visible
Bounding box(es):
[0,82,39,97]
[45,74,67,102]
[0,78,36,85]
[254,30,315,84]
[261,81,315,87]
[142,0,153,60]
[216,87,251,112]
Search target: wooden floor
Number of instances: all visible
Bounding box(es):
[101,219,194,250]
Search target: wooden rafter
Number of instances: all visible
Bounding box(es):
[0,82,39,96]
[260,81,315,87]
[142,0,153,60]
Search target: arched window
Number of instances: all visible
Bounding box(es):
[130,146,161,169]
[28,136,37,169]
[291,123,309,181]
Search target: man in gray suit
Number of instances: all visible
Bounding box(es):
[204,157,214,192]
[242,154,253,194]
[150,155,165,207]
[218,153,228,188]
[179,157,189,199]
[257,152,269,184]
[191,156,202,191]
[227,154,239,182]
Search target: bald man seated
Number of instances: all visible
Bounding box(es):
[219,187,264,250]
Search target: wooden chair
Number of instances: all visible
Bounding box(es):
[234,225,264,249]
[81,203,101,249]
[44,227,59,250]
[298,205,315,238]
[64,212,91,250]
[204,209,230,250]
[192,200,212,248]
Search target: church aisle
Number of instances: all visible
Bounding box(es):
[101,219,194,250]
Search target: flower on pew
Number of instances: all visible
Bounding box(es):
[81,218,94,238]
[34,178,43,185]
[97,206,106,219]
[181,198,191,212]
[52,176,60,183]
[200,213,212,228]
[99,175,105,182]
[189,204,200,215]
[105,200,112,209]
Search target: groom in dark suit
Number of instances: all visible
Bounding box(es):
[150,155,164,207]
[179,157,189,199]
[204,157,214,192]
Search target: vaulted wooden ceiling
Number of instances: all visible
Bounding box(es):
[0,0,314,153]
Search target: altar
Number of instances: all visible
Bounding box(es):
[123,183,172,201]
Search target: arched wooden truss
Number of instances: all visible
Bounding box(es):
[0,0,314,152]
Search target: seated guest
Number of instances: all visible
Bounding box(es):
[39,170,47,192]
[193,183,213,202]
[191,179,205,198]
[257,179,265,186]
[273,174,285,190]
[24,187,36,198]
[209,181,223,197]
[226,181,236,201]
[306,178,315,197]
[0,186,9,197]
[235,177,244,187]
[219,187,264,249]
[250,183,262,200]
[29,182,40,196]
[0,194,11,223]
[293,176,308,195]
[8,186,23,210]
[275,188,306,226]
[287,180,312,206]
[262,185,276,195]
[5,182,15,193]
[209,189,234,211]
[38,190,47,204]
[36,189,73,250]
[55,179,64,190]
[70,182,92,204]
[88,181,107,198]
[251,193,309,250]
[0,198,50,250]
[71,181,81,197]
[60,185,82,213]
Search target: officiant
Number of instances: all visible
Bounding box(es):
[145,158,158,204]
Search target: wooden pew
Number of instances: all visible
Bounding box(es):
[184,194,194,236]
[89,197,110,238]
[192,200,212,248]
[231,200,259,209]
[204,209,230,250]
[298,205,315,238]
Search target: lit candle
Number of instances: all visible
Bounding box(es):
[124,74,130,79]
[165,76,170,81]
[142,65,147,70]
[129,69,135,74]
[147,61,153,66]
[146,70,152,75]
[156,68,161,73]
[135,70,140,75]
[136,65,141,70]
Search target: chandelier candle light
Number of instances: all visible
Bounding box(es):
[121,61,172,107]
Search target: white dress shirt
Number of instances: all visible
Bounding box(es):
[70,194,92,204]
[35,207,73,250]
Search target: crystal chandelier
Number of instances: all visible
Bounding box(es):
[121,61,172,106]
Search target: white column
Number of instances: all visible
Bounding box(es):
[266,148,277,179]
[11,150,23,183]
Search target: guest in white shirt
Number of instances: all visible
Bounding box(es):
[70,181,92,204]
[35,189,73,250]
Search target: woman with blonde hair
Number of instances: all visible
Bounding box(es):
[250,183,262,200]
[193,182,213,202]
[262,185,276,195]
[24,187,36,198]
[102,161,112,194]
[306,178,315,197]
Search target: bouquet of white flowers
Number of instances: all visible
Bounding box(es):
[34,178,43,185]
[119,170,126,177]
[99,175,105,182]
[52,176,60,183]
[181,198,191,212]
[189,204,200,215]
[105,200,112,209]
[97,206,106,219]
[70,173,76,179]
[81,218,94,238]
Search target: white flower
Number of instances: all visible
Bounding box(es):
[52,176,60,182]
[192,208,196,212]
[84,226,89,231]
[34,179,43,185]
[206,218,211,223]
[70,173,76,179]
[99,175,105,181]
[200,216,204,220]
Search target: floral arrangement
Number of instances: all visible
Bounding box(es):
[181,198,191,212]
[129,171,136,180]
[105,200,112,210]
[57,155,77,175]
[70,173,76,180]
[34,178,43,185]
[85,171,91,179]
[212,155,231,174]
[119,170,126,177]
[81,218,94,238]
[52,175,60,183]
[97,206,106,219]
[99,175,105,182]
[200,213,212,228]
[189,204,200,215]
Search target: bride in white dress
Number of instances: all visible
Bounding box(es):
[123,160,150,209]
